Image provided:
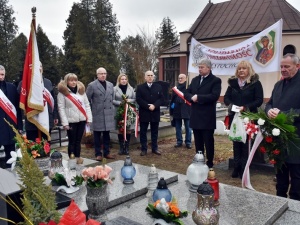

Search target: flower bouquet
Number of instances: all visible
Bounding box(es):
[76,165,113,188]
[115,94,138,133]
[16,135,52,158]
[146,198,188,225]
[241,109,300,171]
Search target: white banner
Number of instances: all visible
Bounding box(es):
[188,19,283,75]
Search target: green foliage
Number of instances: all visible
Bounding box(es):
[51,173,83,187]
[63,0,120,86]
[0,0,18,69]
[155,17,179,55]
[6,120,61,225]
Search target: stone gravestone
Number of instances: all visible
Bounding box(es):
[0,168,23,225]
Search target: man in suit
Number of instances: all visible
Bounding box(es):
[86,67,115,161]
[0,65,23,168]
[184,58,221,168]
[136,70,164,156]
[265,53,300,200]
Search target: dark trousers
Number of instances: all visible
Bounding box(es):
[276,163,300,200]
[94,130,110,157]
[193,129,215,168]
[140,122,159,152]
[26,129,51,143]
[66,121,86,158]
[232,140,249,170]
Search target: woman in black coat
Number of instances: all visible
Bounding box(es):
[224,60,263,178]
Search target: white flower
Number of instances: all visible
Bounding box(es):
[216,103,221,108]
[155,198,170,215]
[6,149,22,171]
[257,118,265,126]
[243,117,249,124]
[272,128,280,136]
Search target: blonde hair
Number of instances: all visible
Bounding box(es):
[234,60,256,83]
[64,73,78,83]
[116,73,131,87]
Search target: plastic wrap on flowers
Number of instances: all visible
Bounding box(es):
[58,200,86,225]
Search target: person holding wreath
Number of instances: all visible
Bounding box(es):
[224,60,263,178]
[57,73,92,164]
[113,74,136,155]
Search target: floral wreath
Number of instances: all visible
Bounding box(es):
[115,94,137,133]
[241,109,300,171]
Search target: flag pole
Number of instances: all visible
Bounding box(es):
[32,7,42,140]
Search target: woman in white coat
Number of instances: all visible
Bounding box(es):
[113,74,136,155]
[57,73,92,164]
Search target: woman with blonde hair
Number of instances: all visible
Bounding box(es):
[224,60,263,178]
[57,73,92,164]
[113,73,136,155]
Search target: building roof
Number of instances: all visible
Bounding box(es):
[190,0,300,41]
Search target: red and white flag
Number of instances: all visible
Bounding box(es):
[19,19,50,140]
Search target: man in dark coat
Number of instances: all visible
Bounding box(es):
[18,63,58,141]
[0,65,23,168]
[184,58,221,168]
[265,53,300,200]
[170,74,192,149]
[136,70,164,156]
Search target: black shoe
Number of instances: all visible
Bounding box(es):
[186,144,192,149]
[174,143,182,148]
[152,150,162,155]
[140,151,147,156]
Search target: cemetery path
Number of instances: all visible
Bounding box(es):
[58,135,276,195]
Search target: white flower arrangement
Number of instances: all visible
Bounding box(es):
[243,117,250,124]
[257,118,265,126]
[272,128,280,136]
[6,148,22,170]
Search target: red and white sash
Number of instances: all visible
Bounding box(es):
[172,86,191,106]
[65,93,88,121]
[43,88,54,112]
[0,89,17,124]
[123,103,139,140]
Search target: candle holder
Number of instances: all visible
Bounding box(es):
[152,177,172,202]
[121,156,136,184]
[186,151,209,192]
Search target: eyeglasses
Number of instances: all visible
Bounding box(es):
[97,73,107,75]
[178,77,184,80]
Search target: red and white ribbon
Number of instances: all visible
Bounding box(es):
[0,89,17,124]
[123,103,139,140]
[242,130,263,190]
[43,88,54,112]
[172,87,191,106]
[65,93,88,121]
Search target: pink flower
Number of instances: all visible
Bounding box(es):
[82,167,95,180]
[35,138,41,144]
[44,142,50,154]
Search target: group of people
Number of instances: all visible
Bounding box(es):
[0,53,299,201]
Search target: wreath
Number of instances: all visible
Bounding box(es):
[115,94,137,133]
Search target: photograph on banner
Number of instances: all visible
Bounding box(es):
[188,19,283,76]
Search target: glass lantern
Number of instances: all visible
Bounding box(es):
[186,151,209,192]
[152,177,172,202]
[121,156,136,184]
[48,150,64,178]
